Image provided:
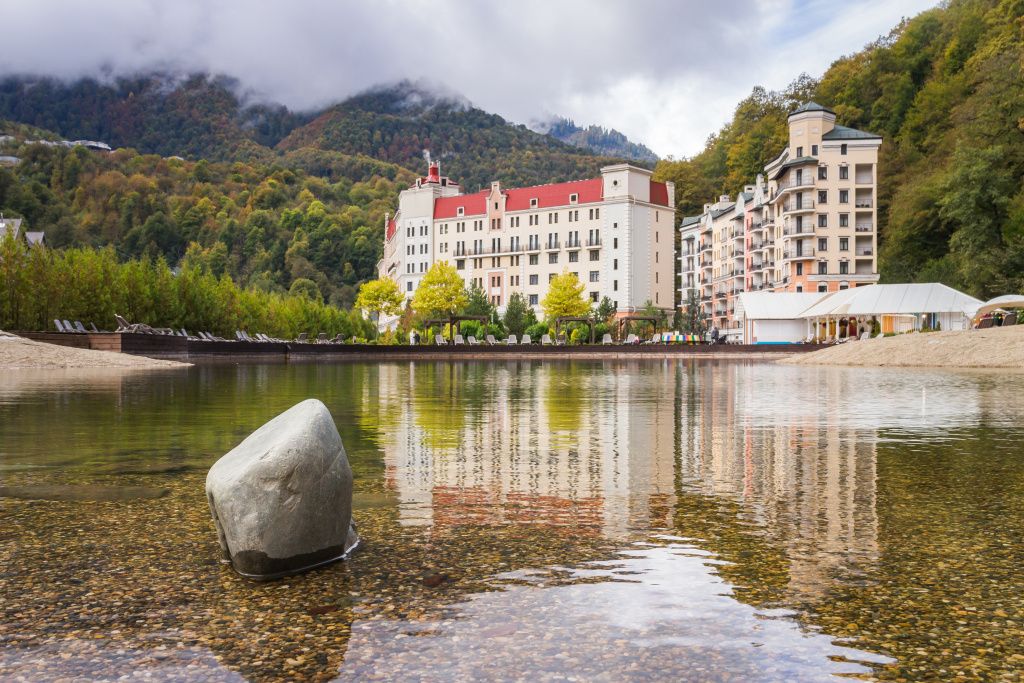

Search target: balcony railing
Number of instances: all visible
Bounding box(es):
[782,199,816,213]
[855,201,873,209]
[586,238,602,247]
[855,224,873,233]
[777,176,816,192]
[782,248,816,259]
[545,240,560,250]
[699,241,712,252]
[856,248,874,257]
[782,225,809,236]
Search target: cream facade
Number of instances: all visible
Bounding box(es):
[378,162,675,328]
[680,102,881,333]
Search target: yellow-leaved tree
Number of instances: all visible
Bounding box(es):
[541,270,590,320]
[355,277,405,338]
[411,262,468,337]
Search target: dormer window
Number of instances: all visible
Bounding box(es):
[570,193,578,204]
[457,207,464,217]
[530,198,538,208]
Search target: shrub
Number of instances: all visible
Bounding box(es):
[526,322,548,340]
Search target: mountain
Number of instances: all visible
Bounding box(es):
[275,81,631,190]
[535,117,658,164]
[654,0,1024,298]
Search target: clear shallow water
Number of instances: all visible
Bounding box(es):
[1,361,1022,681]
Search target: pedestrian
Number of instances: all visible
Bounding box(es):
[710,326,719,345]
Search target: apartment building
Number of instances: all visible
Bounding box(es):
[680,102,881,333]
[378,162,676,328]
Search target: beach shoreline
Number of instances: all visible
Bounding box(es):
[0,331,191,369]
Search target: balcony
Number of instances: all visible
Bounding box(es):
[586,237,602,247]
[545,240,560,251]
[782,247,816,260]
[699,241,712,253]
[782,224,809,236]
[782,199,816,214]
[526,242,541,252]
[855,202,873,210]
[730,226,744,239]
[776,176,816,193]
[855,224,873,233]
[856,248,874,257]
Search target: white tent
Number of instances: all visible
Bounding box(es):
[968,294,1024,320]
[735,291,828,344]
[800,283,981,338]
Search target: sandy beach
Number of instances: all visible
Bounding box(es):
[781,324,1024,369]
[0,331,191,369]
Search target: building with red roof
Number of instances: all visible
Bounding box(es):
[377,162,675,329]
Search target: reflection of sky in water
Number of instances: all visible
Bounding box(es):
[340,541,890,682]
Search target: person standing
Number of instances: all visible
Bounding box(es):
[710,326,720,345]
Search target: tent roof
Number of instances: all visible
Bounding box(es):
[969,294,1024,319]
[799,283,981,318]
[736,291,828,320]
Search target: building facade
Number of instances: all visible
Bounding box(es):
[680,102,881,334]
[378,162,675,328]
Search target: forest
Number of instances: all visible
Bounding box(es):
[654,0,1024,298]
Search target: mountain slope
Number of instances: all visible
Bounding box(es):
[654,0,1024,297]
[537,117,658,164]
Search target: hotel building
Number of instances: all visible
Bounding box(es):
[681,102,881,333]
[378,162,676,328]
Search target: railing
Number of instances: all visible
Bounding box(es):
[586,238,602,247]
[751,240,764,250]
[545,240,560,250]
[730,226,744,238]
[855,201,873,209]
[699,241,712,252]
[856,248,874,256]
[782,199,816,212]
[565,238,581,249]
[782,225,808,236]
[855,224,872,233]
[782,248,816,259]
[777,176,816,192]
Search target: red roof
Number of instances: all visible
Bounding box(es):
[650,180,670,207]
[434,192,488,219]
[385,217,396,241]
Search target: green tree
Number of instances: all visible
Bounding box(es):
[596,296,616,323]
[464,282,494,318]
[355,277,404,338]
[502,291,531,338]
[289,278,322,302]
[681,289,707,335]
[411,261,467,335]
[541,270,590,320]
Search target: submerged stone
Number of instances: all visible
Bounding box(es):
[0,484,169,501]
[205,399,359,580]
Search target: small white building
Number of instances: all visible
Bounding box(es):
[736,291,828,344]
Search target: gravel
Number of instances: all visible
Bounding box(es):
[0,330,190,369]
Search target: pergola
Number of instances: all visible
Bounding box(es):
[616,316,659,341]
[554,316,597,344]
[424,315,489,341]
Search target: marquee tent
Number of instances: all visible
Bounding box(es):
[735,292,828,344]
[968,294,1024,321]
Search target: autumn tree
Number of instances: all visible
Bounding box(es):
[411,261,467,337]
[355,277,404,337]
[541,270,590,321]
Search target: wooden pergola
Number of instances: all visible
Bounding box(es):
[424,315,489,341]
[616,316,660,341]
[554,316,597,344]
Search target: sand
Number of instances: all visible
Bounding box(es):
[781,324,1024,369]
[0,330,190,369]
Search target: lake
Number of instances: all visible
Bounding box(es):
[1,361,1022,681]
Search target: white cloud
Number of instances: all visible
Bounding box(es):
[0,0,940,158]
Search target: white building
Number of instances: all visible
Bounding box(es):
[378,162,675,328]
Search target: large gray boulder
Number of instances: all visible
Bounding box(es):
[206,399,359,579]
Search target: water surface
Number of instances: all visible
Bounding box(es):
[1,361,1022,681]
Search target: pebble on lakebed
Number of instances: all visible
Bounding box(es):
[205,399,359,580]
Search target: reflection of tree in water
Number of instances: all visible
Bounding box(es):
[542,362,586,436]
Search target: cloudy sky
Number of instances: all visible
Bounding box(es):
[1,0,939,158]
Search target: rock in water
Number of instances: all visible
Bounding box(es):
[206,399,359,579]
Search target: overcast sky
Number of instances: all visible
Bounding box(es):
[1,0,939,158]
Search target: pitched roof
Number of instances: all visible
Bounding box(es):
[679,215,701,228]
[822,124,881,141]
[790,101,835,117]
[799,283,980,318]
[770,156,819,180]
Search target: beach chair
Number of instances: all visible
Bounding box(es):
[556,333,567,345]
[317,332,329,343]
[645,332,661,344]
[602,333,613,345]
[1003,312,1018,326]
[521,334,532,345]
[859,332,871,340]
[63,319,76,334]
[978,317,994,329]
[454,334,465,345]
[332,334,345,343]
[54,319,67,333]
[296,332,308,343]
[435,334,447,346]
[73,321,88,333]
[625,333,639,345]
[89,322,99,333]
[468,336,480,345]
[235,331,245,341]
[506,335,518,345]
[486,334,497,345]
[541,334,553,345]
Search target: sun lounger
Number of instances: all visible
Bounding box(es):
[602,333,613,345]
[521,334,532,345]
[541,334,553,345]
[332,334,345,343]
[625,333,639,345]
[454,334,465,345]
[435,334,447,345]
[645,333,662,344]
[468,336,480,345]
[556,333,567,345]
[486,334,497,345]
[506,335,518,345]
[317,332,328,343]
[54,319,67,333]
[296,332,308,343]
[73,321,88,333]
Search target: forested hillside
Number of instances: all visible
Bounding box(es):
[655,0,1024,297]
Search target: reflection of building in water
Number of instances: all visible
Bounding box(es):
[376,362,677,538]
[679,363,881,600]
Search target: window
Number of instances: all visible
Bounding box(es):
[796,285,803,292]
[407,281,413,292]
[655,272,659,283]
[456,259,465,270]
[818,166,827,180]
[595,208,600,219]
[530,198,538,208]
[613,238,618,249]
[818,190,827,204]
[590,292,599,302]
[812,144,818,156]
[570,193,578,204]
[840,261,849,275]
[548,273,556,282]
[796,146,803,157]
[818,284,828,292]
[457,207,464,216]
[612,222,617,229]
[549,253,558,264]
[839,166,849,180]
[839,190,849,204]
[529,254,538,265]
[613,258,618,270]
[841,144,848,155]
[818,238,827,252]
[529,274,538,285]
[529,294,538,305]
[613,280,618,291]
[569,251,579,263]
[839,238,849,251]
[818,261,827,275]
[818,214,827,228]
[589,250,599,262]
[589,271,599,282]
[796,263,804,276]
[839,213,849,227]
